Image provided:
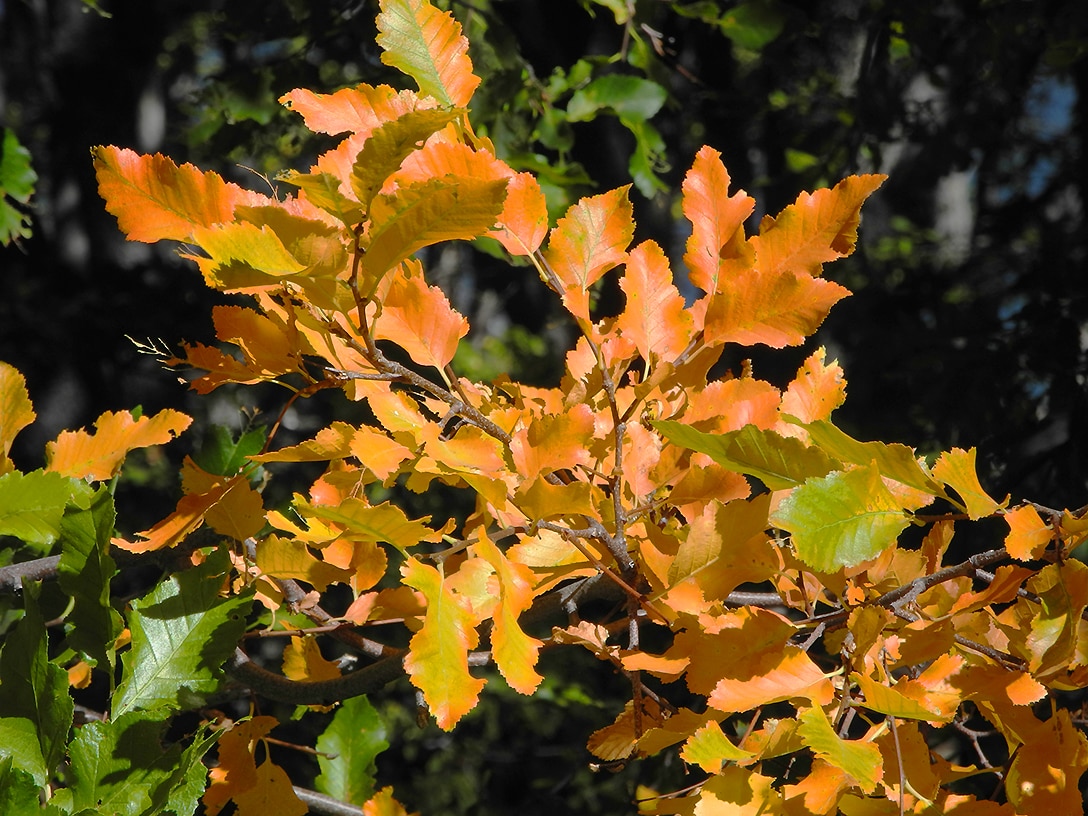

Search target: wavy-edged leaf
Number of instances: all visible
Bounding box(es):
[491,172,549,256]
[933,447,1003,520]
[46,408,191,481]
[376,0,480,108]
[680,721,755,772]
[280,84,434,137]
[681,145,755,296]
[256,535,352,591]
[1005,504,1052,561]
[363,176,507,284]
[751,173,886,278]
[373,259,469,370]
[0,127,37,245]
[250,421,355,463]
[779,348,846,424]
[473,533,544,694]
[350,107,462,210]
[510,403,595,482]
[770,464,911,572]
[315,695,389,806]
[0,583,73,775]
[654,421,838,490]
[0,361,34,476]
[299,496,442,553]
[114,550,252,715]
[92,146,266,243]
[796,706,882,793]
[0,469,89,551]
[616,239,693,363]
[401,557,485,730]
[543,186,634,321]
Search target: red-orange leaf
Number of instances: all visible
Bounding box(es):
[491,172,549,256]
[376,0,481,109]
[681,145,755,296]
[46,409,191,481]
[372,259,469,370]
[616,240,693,364]
[92,146,267,243]
[751,173,886,278]
[543,187,634,321]
[401,557,486,730]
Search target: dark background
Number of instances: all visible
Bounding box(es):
[3,0,1088,812]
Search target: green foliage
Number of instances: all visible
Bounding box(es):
[0,128,36,246]
[315,695,389,805]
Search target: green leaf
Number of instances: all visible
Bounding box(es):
[770,464,911,572]
[566,75,667,123]
[0,128,37,245]
[315,695,390,805]
[350,108,462,210]
[115,549,252,715]
[0,717,48,786]
[57,485,122,669]
[719,0,788,51]
[362,176,508,284]
[0,756,54,814]
[0,582,74,775]
[796,418,941,496]
[193,423,267,478]
[653,421,838,490]
[0,470,91,552]
[66,709,217,816]
[796,706,882,793]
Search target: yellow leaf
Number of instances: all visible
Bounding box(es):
[473,533,544,694]
[233,759,307,816]
[282,634,342,682]
[680,721,755,772]
[1006,709,1088,814]
[401,557,485,730]
[932,447,1003,520]
[1005,504,1052,561]
[779,348,846,425]
[696,766,783,815]
[796,706,882,793]
[203,716,279,816]
[256,535,353,591]
[250,421,357,463]
[46,408,191,481]
[0,361,35,476]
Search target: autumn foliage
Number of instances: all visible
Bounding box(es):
[1,0,1087,813]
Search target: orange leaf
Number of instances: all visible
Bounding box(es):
[92,146,267,243]
[681,145,755,297]
[204,478,266,541]
[376,0,481,108]
[1006,710,1088,814]
[372,260,468,370]
[203,716,279,816]
[364,788,412,816]
[401,557,485,729]
[233,760,307,816]
[473,532,544,694]
[750,173,886,278]
[779,347,847,424]
[46,408,191,481]
[0,361,35,475]
[616,240,693,364]
[491,172,549,256]
[510,403,595,481]
[543,187,634,321]
[933,447,1003,519]
[280,84,434,137]
[251,421,357,463]
[1005,504,1052,561]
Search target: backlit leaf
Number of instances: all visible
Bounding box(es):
[92,145,267,243]
[751,173,886,278]
[510,403,595,481]
[363,176,507,283]
[280,84,433,137]
[796,706,882,793]
[932,447,1002,520]
[46,408,191,481]
[1006,710,1088,813]
[1005,504,1052,561]
[0,361,34,475]
[299,496,442,553]
[373,259,469,370]
[680,721,755,772]
[256,535,352,591]
[282,634,342,682]
[315,695,389,806]
[401,557,486,730]
[616,240,693,363]
[491,172,549,255]
[681,145,755,296]
[0,128,37,244]
[779,348,846,424]
[654,421,838,490]
[115,550,252,715]
[474,533,544,694]
[543,187,634,321]
[771,464,911,572]
[0,470,89,551]
[376,0,481,108]
[250,421,356,463]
